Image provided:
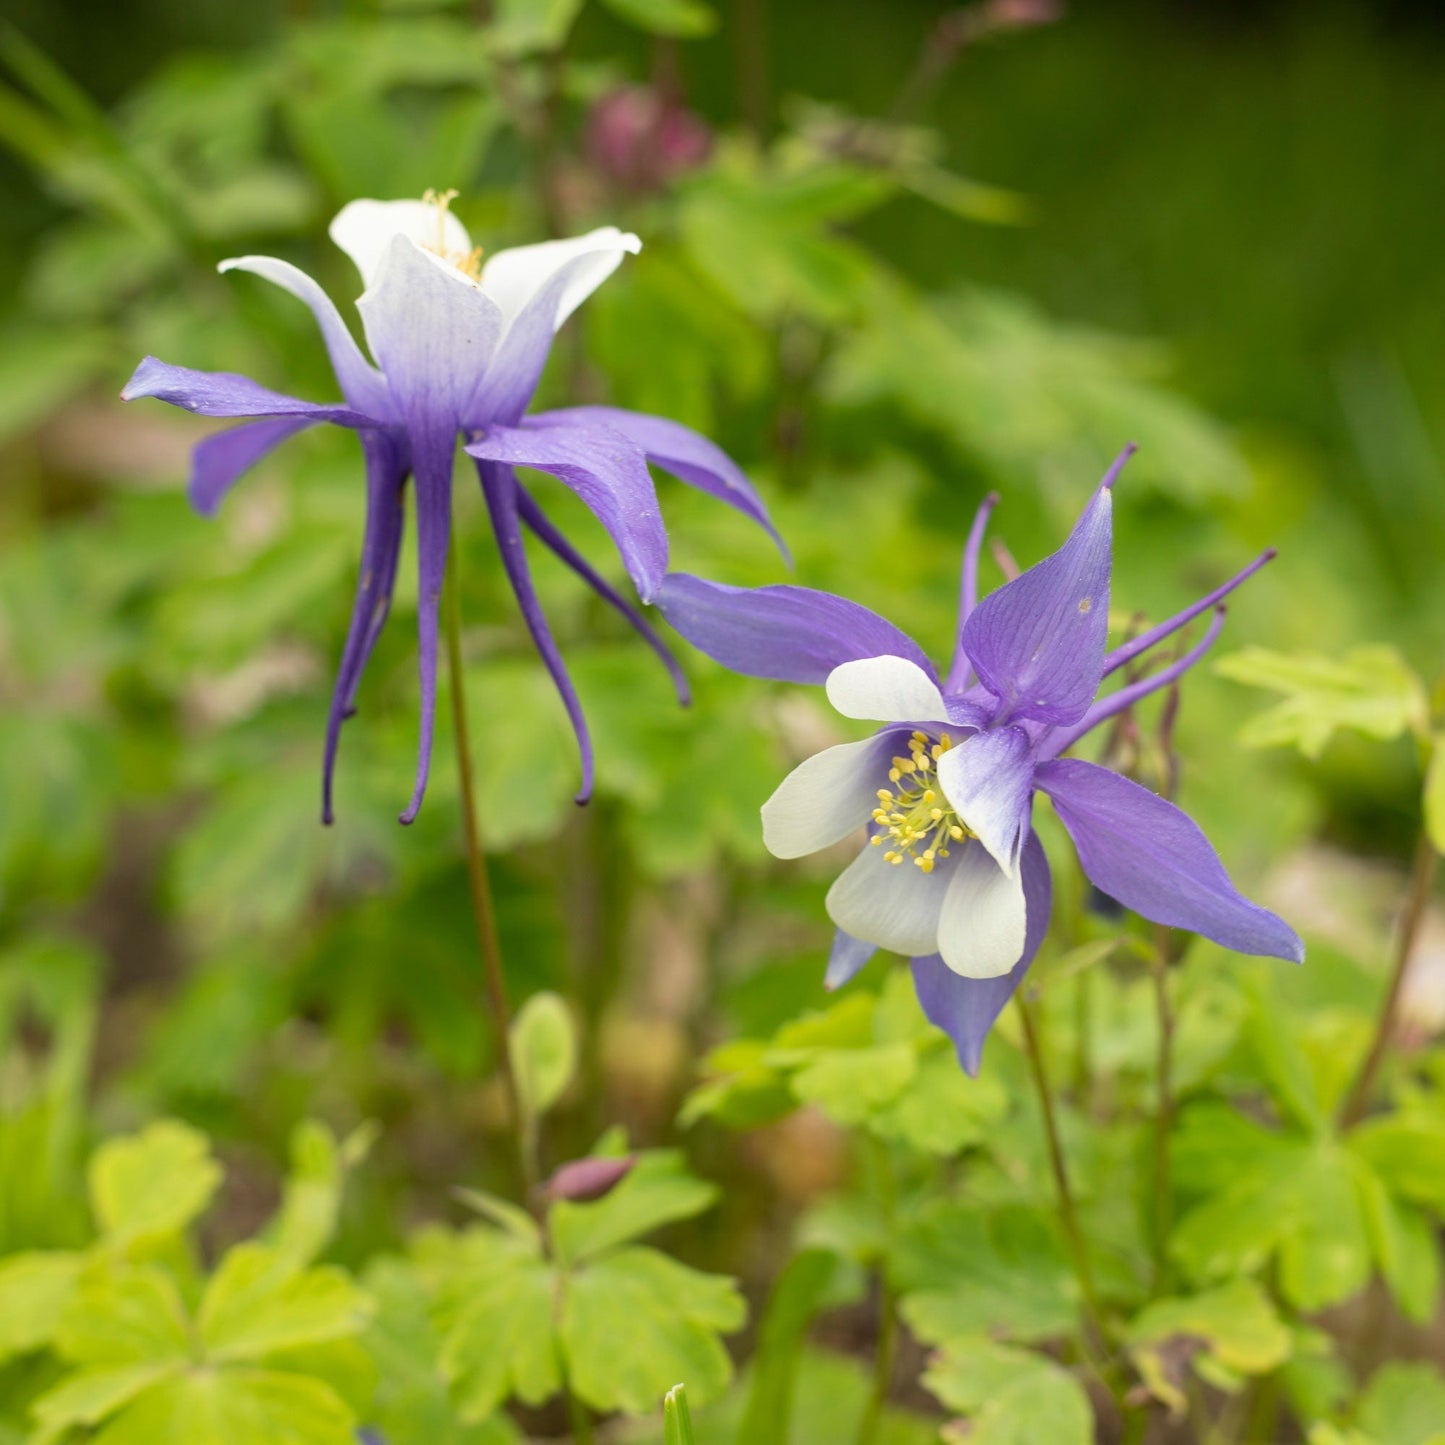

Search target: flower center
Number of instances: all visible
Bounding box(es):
[871,730,973,874]
[421,188,484,282]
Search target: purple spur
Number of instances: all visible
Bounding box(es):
[122,192,781,823]
[656,449,1302,1073]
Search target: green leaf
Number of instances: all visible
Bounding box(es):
[269,1121,373,1269]
[736,1249,839,1445]
[198,1244,374,1362]
[1125,1281,1292,1413]
[922,1337,1092,1445]
[598,0,716,38]
[549,1151,718,1264]
[511,991,578,1124]
[1354,1164,1442,1326]
[88,1121,222,1249]
[663,1382,695,1445]
[1358,1362,1445,1445]
[561,1246,743,1415]
[85,1367,356,1445]
[1350,1110,1445,1214]
[786,1042,916,1126]
[31,1362,180,1435]
[486,0,585,55]
[1425,736,1445,856]
[0,1251,82,1360]
[1216,645,1428,759]
[424,1226,562,1420]
[454,1187,544,1248]
[55,1265,191,1367]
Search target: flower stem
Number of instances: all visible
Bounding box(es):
[1148,939,1175,1296]
[1338,825,1437,1129]
[1016,994,1109,1351]
[443,551,536,1193]
[854,1137,899,1445]
[566,1386,596,1445]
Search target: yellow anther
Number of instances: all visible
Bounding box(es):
[949,824,965,841]
[870,835,883,846]
[930,807,944,821]
[888,768,901,783]
[420,188,483,281]
[877,789,893,803]
[922,789,936,804]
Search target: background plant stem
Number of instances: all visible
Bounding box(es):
[854,1136,899,1445]
[444,549,536,1194]
[1338,826,1437,1129]
[1149,941,1175,1297]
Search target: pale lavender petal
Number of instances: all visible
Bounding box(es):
[935,725,1034,877]
[825,929,876,990]
[529,405,787,559]
[218,255,393,418]
[513,486,689,705]
[944,491,999,692]
[466,419,666,603]
[357,234,503,426]
[935,843,1028,978]
[825,839,951,958]
[189,416,315,515]
[1044,606,1227,760]
[471,233,640,425]
[399,429,454,825]
[960,469,1118,726]
[1101,550,1276,679]
[911,830,1051,1076]
[654,574,936,686]
[121,357,374,426]
[478,462,595,804]
[323,431,408,824]
[1035,758,1304,962]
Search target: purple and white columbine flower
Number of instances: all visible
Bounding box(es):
[656,449,1303,1074]
[122,192,781,823]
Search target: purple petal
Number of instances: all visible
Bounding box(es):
[1101,550,1276,680]
[528,405,787,560]
[911,831,1051,1075]
[1043,605,1227,760]
[936,725,1035,877]
[960,471,1116,726]
[514,485,690,706]
[478,462,595,804]
[944,491,1000,692]
[121,357,375,426]
[399,429,454,825]
[1034,758,1304,962]
[466,418,667,603]
[825,929,876,990]
[323,431,408,825]
[654,574,936,686]
[189,416,316,515]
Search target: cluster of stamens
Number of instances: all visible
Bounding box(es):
[422,188,484,282]
[871,731,972,873]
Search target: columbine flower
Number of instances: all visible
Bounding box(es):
[656,449,1303,1073]
[122,192,781,823]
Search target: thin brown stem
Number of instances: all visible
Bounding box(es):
[1016,994,1109,1350]
[444,548,535,1191]
[1149,940,1175,1297]
[1339,826,1437,1128]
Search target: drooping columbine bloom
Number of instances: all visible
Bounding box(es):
[122,193,781,823]
[656,449,1303,1074]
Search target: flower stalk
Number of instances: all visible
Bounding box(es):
[444,547,536,1193]
[1148,935,1175,1296]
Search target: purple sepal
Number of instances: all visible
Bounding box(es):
[467,417,667,604]
[825,929,875,990]
[121,356,376,427]
[478,462,596,804]
[1035,758,1304,963]
[911,831,1052,1075]
[960,477,1112,726]
[945,491,999,690]
[188,416,317,515]
[531,405,788,561]
[655,574,936,686]
[322,431,408,824]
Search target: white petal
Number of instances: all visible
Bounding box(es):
[936,844,1027,979]
[761,736,886,860]
[330,198,473,289]
[218,254,390,417]
[480,227,641,334]
[826,656,947,724]
[825,842,949,958]
[356,234,503,422]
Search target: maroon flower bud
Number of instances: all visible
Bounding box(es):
[543,1154,637,1203]
[586,86,712,195]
